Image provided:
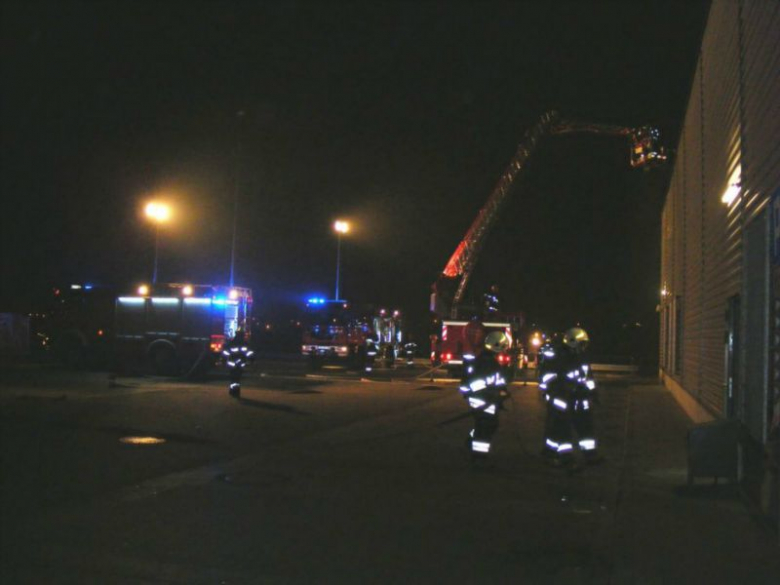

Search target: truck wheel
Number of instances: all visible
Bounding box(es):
[150,345,179,376]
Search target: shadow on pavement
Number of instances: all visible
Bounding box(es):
[237,397,309,415]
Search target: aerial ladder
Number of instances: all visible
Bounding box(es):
[430,110,667,320]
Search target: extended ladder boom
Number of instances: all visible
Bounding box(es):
[432,111,665,318]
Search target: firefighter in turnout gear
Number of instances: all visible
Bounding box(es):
[539,327,598,464]
[482,284,500,318]
[460,330,510,458]
[222,329,254,398]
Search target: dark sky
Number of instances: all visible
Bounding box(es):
[1,0,709,354]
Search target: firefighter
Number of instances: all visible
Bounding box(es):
[403,335,417,367]
[222,329,254,398]
[460,330,510,458]
[363,338,378,373]
[482,284,500,317]
[540,327,598,464]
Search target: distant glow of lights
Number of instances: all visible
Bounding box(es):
[71,284,82,290]
[138,284,150,296]
[119,436,166,445]
[721,165,741,205]
[97,330,104,336]
[182,285,193,296]
[334,220,350,234]
[144,201,172,223]
[84,284,93,290]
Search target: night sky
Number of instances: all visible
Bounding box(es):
[1,1,710,357]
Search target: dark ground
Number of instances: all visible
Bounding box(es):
[1,360,778,584]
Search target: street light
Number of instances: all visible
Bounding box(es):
[333,220,350,301]
[144,201,172,284]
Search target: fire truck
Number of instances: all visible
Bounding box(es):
[114,283,252,376]
[40,282,252,376]
[429,111,666,371]
[301,298,405,369]
[432,318,519,377]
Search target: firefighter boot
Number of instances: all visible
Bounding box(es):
[229,382,241,398]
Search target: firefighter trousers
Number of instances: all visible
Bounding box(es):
[228,366,243,396]
[469,408,499,455]
[543,400,597,456]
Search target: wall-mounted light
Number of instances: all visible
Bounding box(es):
[721,165,741,205]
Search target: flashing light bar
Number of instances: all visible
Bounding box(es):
[118,297,145,304]
[151,297,180,304]
[184,297,212,305]
[307,297,327,305]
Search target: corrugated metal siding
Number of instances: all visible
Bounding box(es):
[661,0,779,439]
[740,0,779,440]
[660,201,670,369]
[698,0,742,416]
[742,0,780,223]
[682,69,704,402]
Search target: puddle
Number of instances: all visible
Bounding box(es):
[119,436,167,445]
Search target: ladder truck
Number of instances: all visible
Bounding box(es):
[429,110,666,372]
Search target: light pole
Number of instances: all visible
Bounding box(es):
[144,201,171,284]
[333,220,350,301]
[229,109,245,288]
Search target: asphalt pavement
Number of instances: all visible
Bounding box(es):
[1,360,777,584]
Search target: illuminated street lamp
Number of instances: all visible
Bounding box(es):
[333,220,350,301]
[144,201,172,284]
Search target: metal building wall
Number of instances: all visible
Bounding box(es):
[699,0,742,415]
[740,0,779,441]
[660,0,778,436]
[682,66,704,405]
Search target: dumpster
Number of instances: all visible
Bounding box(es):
[687,420,741,485]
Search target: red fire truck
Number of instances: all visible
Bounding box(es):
[429,111,666,374]
[431,318,520,377]
[300,298,407,370]
[300,298,375,369]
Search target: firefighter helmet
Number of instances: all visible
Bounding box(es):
[484,331,510,353]
[563,327,589,352]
